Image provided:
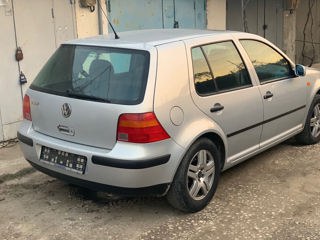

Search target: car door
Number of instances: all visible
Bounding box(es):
[239,39,307,147]
[189,40,263,161]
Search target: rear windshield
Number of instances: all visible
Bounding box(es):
[30,45,150,105]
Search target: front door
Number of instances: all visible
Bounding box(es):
[239,39,307,146]
[189,39,263,161]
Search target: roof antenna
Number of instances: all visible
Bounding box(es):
[97,1,120,39]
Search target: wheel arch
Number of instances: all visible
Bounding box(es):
[198,132,226,170]
[180,131,226,171]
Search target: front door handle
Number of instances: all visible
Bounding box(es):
[264,91,274,99]
[210,103,224,112]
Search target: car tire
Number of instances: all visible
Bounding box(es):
[166,138,221,213]
[296,94,320,145]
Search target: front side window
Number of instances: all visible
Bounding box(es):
[191,41,251,95]
[31,45,150,105]
[240,40,295,83]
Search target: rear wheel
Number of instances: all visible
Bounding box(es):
[166,138,221,212]
[296,95,320,144]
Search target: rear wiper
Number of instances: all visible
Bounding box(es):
[66,90,110,103]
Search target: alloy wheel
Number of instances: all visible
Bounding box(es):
[187,149,215,200]
[310,103,320,138]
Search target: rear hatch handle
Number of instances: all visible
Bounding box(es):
[57,125,75,136]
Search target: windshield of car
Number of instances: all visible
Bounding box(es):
[30,45,150,105]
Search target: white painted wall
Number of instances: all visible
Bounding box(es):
[0,2,22,141]
[74,0,108,38]
[207,0,226,30]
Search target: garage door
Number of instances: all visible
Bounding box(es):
[107,0,207,32]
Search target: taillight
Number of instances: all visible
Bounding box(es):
[23,94,32,121]
[117,112,170,143]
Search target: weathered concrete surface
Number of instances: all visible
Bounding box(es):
[1,140,320,240]
[283,10,296,61]
[312,63,320,69]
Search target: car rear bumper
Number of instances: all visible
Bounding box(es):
[27,160,170,196]
[18,120,185,191]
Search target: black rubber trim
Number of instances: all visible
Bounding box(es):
[17,132,33,147]
[27,160,169,196]
[91,154,171,169]
[227,105,306,138]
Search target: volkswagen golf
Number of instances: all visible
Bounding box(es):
[18,29,320,212]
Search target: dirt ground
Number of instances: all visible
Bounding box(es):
[1,139,320,240]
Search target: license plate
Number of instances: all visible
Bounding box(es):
[40,146,87,174]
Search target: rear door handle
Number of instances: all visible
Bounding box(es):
[263,91,273,99]
[210,103,224,112]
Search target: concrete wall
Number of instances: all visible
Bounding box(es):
[295,0,320,65]
[207,0,226,30]
[283,10,296,60]
[74,0,108,38]
[226,0,284,48]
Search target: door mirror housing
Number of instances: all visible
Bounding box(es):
[295,64,306,77]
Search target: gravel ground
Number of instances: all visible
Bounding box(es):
[0,139,320,240]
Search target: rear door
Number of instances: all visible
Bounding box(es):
[28,44,151,149]
[239,39,307,146]
[188,38,263,161]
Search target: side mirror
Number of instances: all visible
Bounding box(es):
[295,64,306,77]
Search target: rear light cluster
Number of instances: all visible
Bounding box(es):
[117,112,170,143]
[23,94,32,121]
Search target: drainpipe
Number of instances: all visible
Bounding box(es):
[97,0,103,34]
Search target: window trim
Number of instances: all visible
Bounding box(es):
[190,40,254,97]
[200,47,218,91]
[239,39,297,85]
[197,84,253,97]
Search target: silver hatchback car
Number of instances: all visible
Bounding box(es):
[18,29,320,212]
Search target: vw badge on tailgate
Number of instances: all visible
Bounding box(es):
[61,103,72,118]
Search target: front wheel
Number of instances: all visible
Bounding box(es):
[166,138,221,212]
[296,95,320,145]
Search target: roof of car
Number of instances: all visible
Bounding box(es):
[66,29,243,49]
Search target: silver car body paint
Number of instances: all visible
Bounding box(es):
[18,29,320,189]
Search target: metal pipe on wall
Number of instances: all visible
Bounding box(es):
[97,0,103,34]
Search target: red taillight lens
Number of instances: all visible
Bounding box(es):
[23,94,32,121]
[117,112,170,143]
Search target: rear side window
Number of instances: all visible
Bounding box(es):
[31,45,150,105]
[240,40,295,83]
[191,41,251,95]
